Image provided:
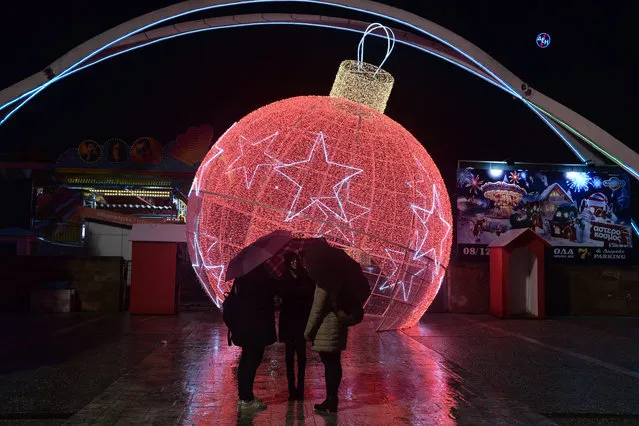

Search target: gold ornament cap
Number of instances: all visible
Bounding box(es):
[329,24,396,114]
[330,60,394,113]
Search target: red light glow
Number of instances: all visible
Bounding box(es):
[186,96,452,330]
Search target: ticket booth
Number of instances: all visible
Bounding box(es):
[128,224,186,314]
[488,229,550,319]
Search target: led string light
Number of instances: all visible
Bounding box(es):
[330,60,394,114]
[65,176,172,186]
[3,10,628,176]
[186,95,453,330]
[308,201,355,244]
[0,0,520,328]
[1,18,595,173]
[71,187,172,197]
[404,267,425,302]
[525,105,588,163]
[226,131,280,189]
[525,101,639,179]
[96,189,171,197]
[102,204,172,209]
[0,0,523,123]
[273,131,364,222]
[1,21,511,116]
[631,219,639,238]
[190,214,226,308]
[113,21,597,167]
[314,181,371,245]
[408,157,452,281]
[378,247,405,292]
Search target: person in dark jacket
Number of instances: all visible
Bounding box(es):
[277,252,315,400]
[230,265,277,410]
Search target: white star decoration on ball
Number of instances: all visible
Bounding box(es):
[405,268,425,301]
[407,158,452,282]
[379,247,405,292]
[226,132,280,189]
[376,249,427,302]
[274,132,364,222]
[315,182,371,244]
[190,215,225,307]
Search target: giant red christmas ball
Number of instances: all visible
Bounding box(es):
[186,96,451,330]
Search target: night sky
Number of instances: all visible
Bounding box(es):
[0,0,636,188]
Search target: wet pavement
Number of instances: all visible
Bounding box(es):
[0,312,637,425]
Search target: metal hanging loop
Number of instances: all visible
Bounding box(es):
[356,23,396,76]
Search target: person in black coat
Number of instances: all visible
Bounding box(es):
[230,265,277,410]
[277,252,315,400]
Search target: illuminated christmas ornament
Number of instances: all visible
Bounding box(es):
[186,24,452,330]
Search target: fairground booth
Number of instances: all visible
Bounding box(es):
[452,160,639,317]
[0,126,214,313]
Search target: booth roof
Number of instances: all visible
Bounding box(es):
[488,228,550,248]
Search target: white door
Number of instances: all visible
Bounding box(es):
[508,247,538,317]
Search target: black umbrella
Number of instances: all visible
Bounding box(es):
[302,239,370,311]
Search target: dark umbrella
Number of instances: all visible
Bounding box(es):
[303,239,371,323]
[263,237,322,278]
[225,230,293,281]
[303,239,366,292]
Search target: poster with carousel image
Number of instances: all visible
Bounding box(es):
[456,164,634,262]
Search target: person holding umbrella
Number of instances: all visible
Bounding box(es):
[277,252,315,401]
[225,230,295,411]
[303,240,370,414]
[228,264,277,410]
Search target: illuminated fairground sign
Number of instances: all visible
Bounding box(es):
[456,161,635,263]
[56,125,214,172]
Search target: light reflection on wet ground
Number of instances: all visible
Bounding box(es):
[61,314,551,425]
[1,312,637,424]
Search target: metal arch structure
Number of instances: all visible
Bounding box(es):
[1,0,638,180]
[0,14,596,167]
[0,14,603,164]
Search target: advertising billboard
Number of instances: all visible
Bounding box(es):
[456,162,634,263]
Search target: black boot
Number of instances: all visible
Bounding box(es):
[314,396,338,413]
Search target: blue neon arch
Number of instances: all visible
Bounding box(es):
[1,18,589,165]
[1,0,637,182]
[0,0,522,122]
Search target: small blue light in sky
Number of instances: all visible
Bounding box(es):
[536,33,551,48]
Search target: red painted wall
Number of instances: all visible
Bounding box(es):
[130,242,177,314]
[490,248,504,317]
